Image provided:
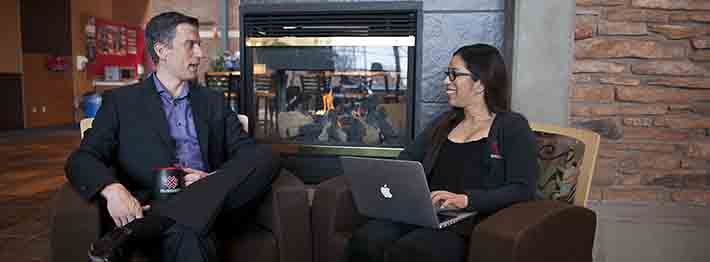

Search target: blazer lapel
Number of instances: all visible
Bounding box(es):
[188,85,211,169]
[141,76,176,155]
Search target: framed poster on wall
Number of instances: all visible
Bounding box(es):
[86,17,144,78]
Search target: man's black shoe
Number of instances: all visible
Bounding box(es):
[88,226,133,262]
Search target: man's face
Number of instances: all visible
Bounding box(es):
[159,23,204,81]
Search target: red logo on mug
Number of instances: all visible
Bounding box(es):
[164,176,178,189]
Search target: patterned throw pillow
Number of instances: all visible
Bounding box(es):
[535,132,585,204]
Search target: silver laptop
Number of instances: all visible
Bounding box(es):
[341,156,476,229]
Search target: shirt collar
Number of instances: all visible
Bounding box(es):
[153,73,189,100]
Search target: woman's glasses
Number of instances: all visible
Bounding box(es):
[443,68,479,81]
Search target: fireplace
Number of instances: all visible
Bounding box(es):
[240,2,421,157]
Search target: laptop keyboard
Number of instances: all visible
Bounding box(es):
[436,206,460,213]
[437,213,456,222]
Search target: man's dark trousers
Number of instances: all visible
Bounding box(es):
[117,144,280,262]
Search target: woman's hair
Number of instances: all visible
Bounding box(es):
[421,44,511,166]
[452,43,510,113]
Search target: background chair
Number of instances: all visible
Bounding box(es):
[255,74,278,136]
[50,117,312,262]
[299,73,325,112]
[311,122,600,262]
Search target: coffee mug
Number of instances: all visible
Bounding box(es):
[153,167,186,201]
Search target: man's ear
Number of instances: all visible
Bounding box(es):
[154,42,169,62]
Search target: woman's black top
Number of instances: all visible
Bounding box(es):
[429,138,489,194]
[429,138,490,236]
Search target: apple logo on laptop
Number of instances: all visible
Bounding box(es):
[380,184,393,199]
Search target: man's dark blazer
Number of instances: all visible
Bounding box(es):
[65,75,254,204]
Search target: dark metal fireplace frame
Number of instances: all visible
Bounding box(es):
[239,1,423,158]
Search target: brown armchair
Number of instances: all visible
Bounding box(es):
[311,123,600,262]
[51,118,312,262]
[50,170,312,262]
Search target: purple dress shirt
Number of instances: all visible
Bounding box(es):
[153,75,206,171]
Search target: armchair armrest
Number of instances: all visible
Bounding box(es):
[254,169,312,262]
[312,176,368,262]
[468,200,596,262]
[50,183,102,262]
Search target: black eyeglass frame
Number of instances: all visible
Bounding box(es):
[443,68,480,82]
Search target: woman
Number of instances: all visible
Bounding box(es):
[347,43,538,262]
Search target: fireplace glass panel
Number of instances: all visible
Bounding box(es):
[249,44,411,148]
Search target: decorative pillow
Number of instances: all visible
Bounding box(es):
[534,132,585,204]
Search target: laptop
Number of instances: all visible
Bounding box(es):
[341,156,476,229]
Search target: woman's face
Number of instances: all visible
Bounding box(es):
[445,55,484,108]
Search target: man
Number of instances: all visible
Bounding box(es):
[65,12,279,262]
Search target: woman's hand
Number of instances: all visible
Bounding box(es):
[430,190,469,209]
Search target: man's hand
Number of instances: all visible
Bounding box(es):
[183,168,210,187]
[101,183,145,227]
[430,190,469,209]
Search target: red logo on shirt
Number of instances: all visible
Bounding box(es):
[490,142,503,159]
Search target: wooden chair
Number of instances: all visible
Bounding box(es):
[299,74,325,112]
[310,122,601,262]
[255,75,278,136]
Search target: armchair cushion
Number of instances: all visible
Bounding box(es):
[248,169,312,262]
[312,175,367,262]
[535,132,584,203]
[222,223,279,262]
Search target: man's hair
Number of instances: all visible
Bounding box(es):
[144,12,199,64]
